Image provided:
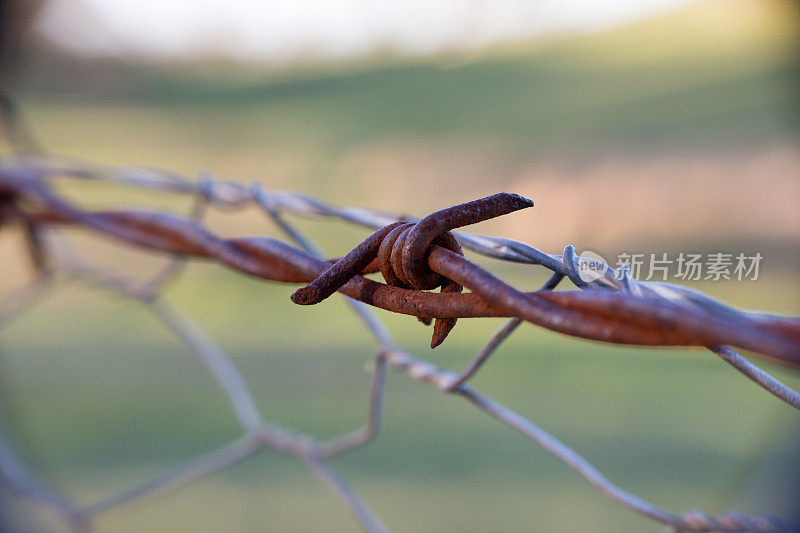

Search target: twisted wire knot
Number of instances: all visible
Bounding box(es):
[291,192,533,348]
[376,221,463,291]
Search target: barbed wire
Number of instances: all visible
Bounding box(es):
[0,153,799,532]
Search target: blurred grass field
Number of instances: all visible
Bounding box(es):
[1,0,800,531]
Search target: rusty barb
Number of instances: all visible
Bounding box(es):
[292,193,534,347]
[1,167,799,364]
[290,191,800,361]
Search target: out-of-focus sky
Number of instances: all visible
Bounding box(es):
[36,0,699,62]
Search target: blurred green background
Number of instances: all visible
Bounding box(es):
[1,0,799,531]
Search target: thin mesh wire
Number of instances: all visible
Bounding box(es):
[0,155,798,533]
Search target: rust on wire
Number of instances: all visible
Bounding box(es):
[1,170,800,363]
[293,193,533,347]
[1,159,800,533]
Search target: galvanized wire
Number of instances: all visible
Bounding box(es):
[0,154,799,533]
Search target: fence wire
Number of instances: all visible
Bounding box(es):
[0,152,799,533]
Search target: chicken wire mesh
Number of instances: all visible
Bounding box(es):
[0,141,799,532]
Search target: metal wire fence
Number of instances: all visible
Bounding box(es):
[1,152,799,533]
